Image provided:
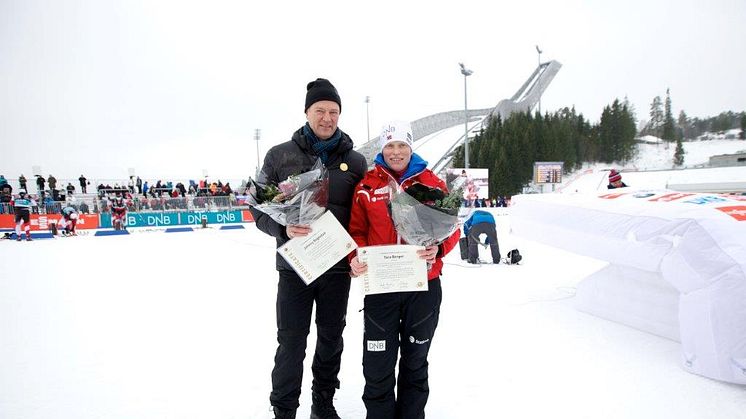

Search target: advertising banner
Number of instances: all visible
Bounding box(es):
[446,168,489,202]
[99,210,247,228]
[0,214,99,230]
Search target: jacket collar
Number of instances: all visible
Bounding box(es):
[291,127,354,167]
[373,152,428,183]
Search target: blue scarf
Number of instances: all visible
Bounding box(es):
[374,152,428,183]
[303,123,342,164]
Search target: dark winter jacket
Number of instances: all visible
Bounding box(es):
[249,126,367,273]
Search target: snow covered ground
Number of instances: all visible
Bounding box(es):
[2,139,746,419]
[4,224,745,419]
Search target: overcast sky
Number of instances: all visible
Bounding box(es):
[2,0,745,182]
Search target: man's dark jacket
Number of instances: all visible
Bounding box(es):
[250,127,367,273]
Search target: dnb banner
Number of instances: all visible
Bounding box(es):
[99,210,253,228]
[534,161,564,184]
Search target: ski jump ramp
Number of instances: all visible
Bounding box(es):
[356,60,562,172]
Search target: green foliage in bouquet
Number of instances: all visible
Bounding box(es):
[404,183,462,216]
[435,187,463,212]
[251,180,281,203]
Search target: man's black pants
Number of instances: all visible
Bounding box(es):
[270,270,351,410]
[467,223,501,263]
[362,278,442,419]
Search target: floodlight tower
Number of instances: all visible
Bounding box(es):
[459,62,473,168]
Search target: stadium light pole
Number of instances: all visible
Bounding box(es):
[254,129,261,178]
[536,45,543,115]
[365,96,371,141]
[459,63,473,169]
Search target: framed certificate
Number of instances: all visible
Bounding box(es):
[358,245,428,295]
[278,211,358,285]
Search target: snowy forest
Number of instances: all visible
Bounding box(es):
[452,91,746,197]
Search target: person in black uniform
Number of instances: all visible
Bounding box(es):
[249,78,367,419]
[12,190,35,241]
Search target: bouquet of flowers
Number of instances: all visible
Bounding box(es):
[388,181,462,247]
[247,159,329,226]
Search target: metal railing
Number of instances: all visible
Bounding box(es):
[97,195,249,213]
[0,195,250,216]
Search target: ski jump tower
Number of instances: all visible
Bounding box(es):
[356,60,562,172]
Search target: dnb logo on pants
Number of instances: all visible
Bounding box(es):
[367,340,386,351]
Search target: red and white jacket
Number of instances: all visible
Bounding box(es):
[349,164,460,281]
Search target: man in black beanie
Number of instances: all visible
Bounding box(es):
[250,78,366,419]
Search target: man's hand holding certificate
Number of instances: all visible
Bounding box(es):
[357,245,428,295]
[278,211,357,285]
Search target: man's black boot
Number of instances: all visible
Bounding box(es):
[273,406,297,419]
[310,390,340,419]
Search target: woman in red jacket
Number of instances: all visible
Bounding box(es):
[349,120,460,419]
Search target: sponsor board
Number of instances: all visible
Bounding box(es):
[0,214,99,230]
[100,210,248,228]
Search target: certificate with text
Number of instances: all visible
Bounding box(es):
[278,211,358,285]
[358,245,428,295]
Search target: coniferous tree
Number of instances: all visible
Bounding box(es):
[644,96,664,137]
[597,105,614,162]
[623,96,637,126]
[450,100,635,196]
[712,112,733,132]
[596,99,636,163]
[673,137,685,166]
[619,101,638,162]
[677,110,690,140]
[662,89,676,141]
[741,114,746,140]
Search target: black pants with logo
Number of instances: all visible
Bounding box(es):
[270,270,351,410]
[362,278,442,419]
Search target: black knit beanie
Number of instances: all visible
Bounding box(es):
[304,78,341,113]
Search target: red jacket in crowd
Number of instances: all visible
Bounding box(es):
[349,164,460,281]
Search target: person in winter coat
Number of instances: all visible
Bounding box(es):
[47,174,57,190]
[463,210,501,264]
[79,175,88,193]
[19,174,27,191]
[36,175,45,196]
[349,120,460,419]
[0,175,11,196]
[248,78,366,419]
[607,169,628,189]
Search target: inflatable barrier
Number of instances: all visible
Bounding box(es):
[512,190,746,385]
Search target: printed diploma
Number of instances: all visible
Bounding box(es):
[278,211,358,284]
[358,245,428,295]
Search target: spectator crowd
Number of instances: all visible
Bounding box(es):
[1,172,249,216]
